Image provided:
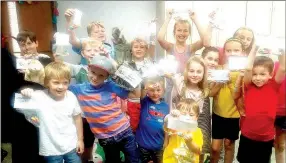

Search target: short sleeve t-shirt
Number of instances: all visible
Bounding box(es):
[213,71,240,118]
[136,96,169,150]
[163,127,203,163]
[68,81,130,139]
[27,90,82,156]
[241,80,280,141]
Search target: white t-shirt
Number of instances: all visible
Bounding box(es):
[28,90,82,156]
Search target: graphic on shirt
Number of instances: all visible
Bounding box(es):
[149,109,164,117]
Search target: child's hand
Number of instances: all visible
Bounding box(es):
[21,88,34,98]
[208,10,217,22]
[239,69,245,77]
[166,9,174,18]
[188,10,196,21]
[178,132,193,141]
[76,140,84,154]
[64,8,75,22]
[170,109,181,118]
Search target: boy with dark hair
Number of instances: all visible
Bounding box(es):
[236,46,285,163]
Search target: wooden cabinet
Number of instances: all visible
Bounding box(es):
[1,1,54,55]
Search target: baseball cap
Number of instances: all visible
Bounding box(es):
[89,55,115,74]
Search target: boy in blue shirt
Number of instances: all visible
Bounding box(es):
[136,77,170,163]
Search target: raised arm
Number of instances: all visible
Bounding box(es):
[244,44,258,86]
[157,9,174,52]
[65,8,81,48]
[202,11,216,48]
[189,11,205,53]
[275,50,286,84]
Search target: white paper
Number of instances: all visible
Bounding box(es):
[55,33,70,46]
[115,65,142,88]
[73,9,82,27]
[228,56,248,70]
[16,58,29,70]
[14,93,36,109]
[208,70,230,82]
[157,57,178,75]
[167,115,197,131]
[14,93,39,127]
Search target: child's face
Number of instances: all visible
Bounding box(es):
[224,41,243,57]
[18,37,38,55]
[235,29,253,50]
[87,65,109,87]
[132,41,147,60]
[81,45,98,60]
[174,23,190,43]
[203,51,219,70]
[187,61,204,85]
[90,25,106,42]
[146,82,164,103]
[47,78,69,100]
[252,66,272,87]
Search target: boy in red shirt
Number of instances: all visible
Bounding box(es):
[236,47,285,163]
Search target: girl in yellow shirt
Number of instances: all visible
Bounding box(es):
[163,99,203,163]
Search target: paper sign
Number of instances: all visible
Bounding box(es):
[14,93,39,127]
[167,115,197,132]
[14,93,36,109]
[115,64,142,88]
[73,9,82,27]
[208,70,230,82]
[228,55,248,70]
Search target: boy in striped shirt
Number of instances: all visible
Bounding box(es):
[69,55,140,163]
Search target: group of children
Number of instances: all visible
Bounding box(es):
[8,7,285,163]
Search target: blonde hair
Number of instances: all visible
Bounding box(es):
[131,37,149,58]
[87,21,105,36]
[183,56,208,97]
[24,59,45,85]
[233,27,255,54]
[177,98,199,117]
[173,19,191,36]
[44,62,71,87]
[144,77,165,90]
[131,38,148,50]
[82,39,103,50]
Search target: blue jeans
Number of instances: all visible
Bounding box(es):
[43,149,81,163]
[98,127,139,163]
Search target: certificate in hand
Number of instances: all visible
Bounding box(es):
[208,70,230,82]
[115,63,142,88]
[228,55,248,70]
[167,115,197,132]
